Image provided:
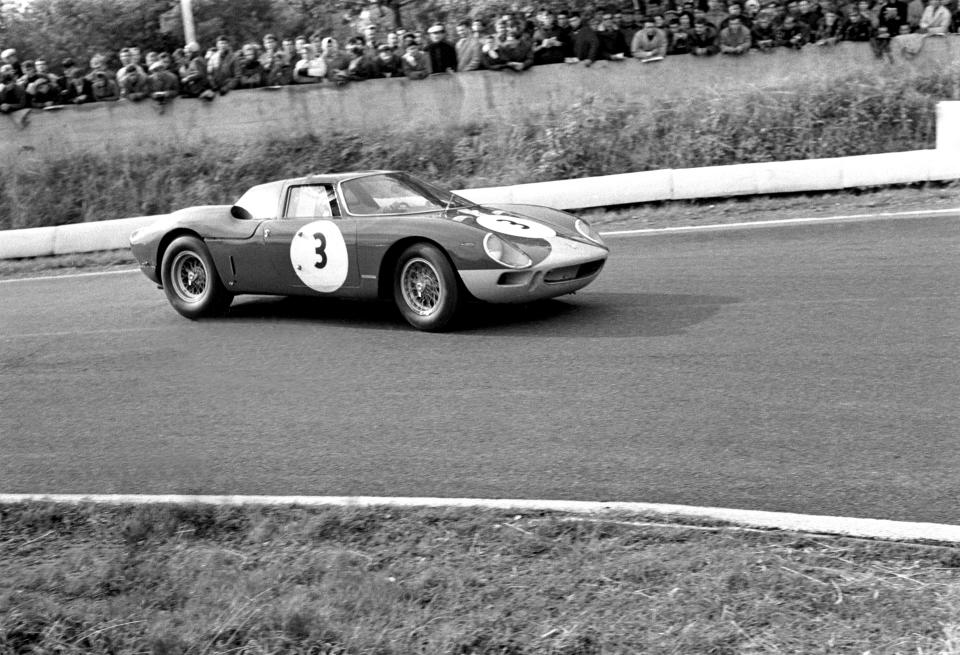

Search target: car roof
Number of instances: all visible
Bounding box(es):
[281,170,395,186]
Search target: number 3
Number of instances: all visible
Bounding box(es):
[313,232,327,269]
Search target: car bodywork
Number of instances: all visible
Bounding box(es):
[130,170,608,310]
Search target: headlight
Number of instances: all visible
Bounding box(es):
[483,233,532,269]
[575,219,604,246]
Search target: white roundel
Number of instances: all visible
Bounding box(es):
[289,220,349,293]
[474,212,556,239]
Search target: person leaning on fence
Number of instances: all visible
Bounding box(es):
[597,10,630,58]
[88,69,120,102]
[147,60,179,102]
[532,10,568,65]
[776,14,811,47]
[424,23,458,73]
[455,20,483,71]
[0,64,27,113]
[26,73,58,107]
[59,61,92,104]
[1,49,23,78]
[208,36,240,95]
[236,43,265,89]
[632,18,669,61]
[119,64,150,100]
[689,18,720,55]
[919,0,951,33]
[401,39,430,79]
[568,12,600,65]
[718,15,752,52]
[372,44,403,77]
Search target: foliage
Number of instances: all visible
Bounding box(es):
[0,67,949,231]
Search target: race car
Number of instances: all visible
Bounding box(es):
[129,170,609,331]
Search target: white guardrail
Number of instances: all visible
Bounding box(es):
[2,101,960,261]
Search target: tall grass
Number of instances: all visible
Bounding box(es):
[1,68,951,230]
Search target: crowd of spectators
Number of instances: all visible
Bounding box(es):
[1,0,955,114]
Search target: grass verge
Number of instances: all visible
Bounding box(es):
[2,502,960,654]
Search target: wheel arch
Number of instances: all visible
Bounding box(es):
[377,236,470,301]
[155,229,206,284]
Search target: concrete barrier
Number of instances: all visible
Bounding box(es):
[2,102,959,260]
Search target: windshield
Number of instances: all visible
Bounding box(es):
[339,172,473,216]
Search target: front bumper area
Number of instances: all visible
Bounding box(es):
[459,238,608,303]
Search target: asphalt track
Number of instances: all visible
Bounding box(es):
[2,215,958,524]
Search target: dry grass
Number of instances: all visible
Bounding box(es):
[2,502,960,654]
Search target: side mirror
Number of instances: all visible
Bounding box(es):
[230,205,253,220]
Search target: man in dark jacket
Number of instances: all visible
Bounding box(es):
[569,12,600,65]
[0,64,27,113]
[424,23,457,74]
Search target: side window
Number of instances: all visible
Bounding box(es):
[284,185,340,219]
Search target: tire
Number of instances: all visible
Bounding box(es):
[160,235,233,319]
[393,243,461,331]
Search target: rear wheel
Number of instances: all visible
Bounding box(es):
[160,236,233,319]
[393,243,460,331]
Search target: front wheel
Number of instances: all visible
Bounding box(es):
[393,243,460,331]
[160,235,233,319]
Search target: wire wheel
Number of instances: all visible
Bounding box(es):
[400,257,442,316]
[170,251,208,302]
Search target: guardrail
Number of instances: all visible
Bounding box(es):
[2,100,959,260]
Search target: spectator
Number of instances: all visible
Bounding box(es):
[401,41,430,79]
[858,0,881,27]
[236,43,265,88]
[455,20,483,70]
[705,0,729,27]
[751,11,778,49]
[690,17,720,54]
[178,42,215,99]
[372,44,403,77]
[878,1,907,32]
[813,8,845,43]
[718,15,752,52]
[147,60,179,101]
[568,12,600,65]
[619,7,641,46]
[556,8,574,51]
[0,64,27,113]
[919,0,951,32]
[26,73,58,107]
[842,6,875,39]
[119,63,150,100]
[320,37,351,83]
[116,47,144,87]
[670,13,695,53]
[88,70,120,101]
[720,2,753,29]
[632,18,669,60]
[260,47,291,86]
[18,60,39,88]
[597,10,630,58]
[362,25,380,55]
[208,36,239,94]
[480,34,508,69]
[500,20,535,70]
[86,53,114,82]
[1,49,23,77]
[344,36,377,79]
[533,10,568,65]
[292,44,325,83]
[906,0,925,29]
[60,66,92,104]
[424,23,457,73]
[797,0,824,31]
[775,14,810,47]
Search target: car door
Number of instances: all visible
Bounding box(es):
[261,183,360,294]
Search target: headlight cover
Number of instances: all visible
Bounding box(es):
[575,219,605,246]
[483,233,532,269]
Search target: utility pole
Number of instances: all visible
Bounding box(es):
[181,0,196,44]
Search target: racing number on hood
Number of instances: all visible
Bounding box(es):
[469,210,556,239]
[290,220,348,293]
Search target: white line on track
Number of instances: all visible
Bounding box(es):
[2,494,959,544]
[0,268,139,284]
[0,326,167,341]
[597,206,960,237]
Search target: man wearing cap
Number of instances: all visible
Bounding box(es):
[424,23,457,73]
[147,59,180,101]
[372,44,403,77]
